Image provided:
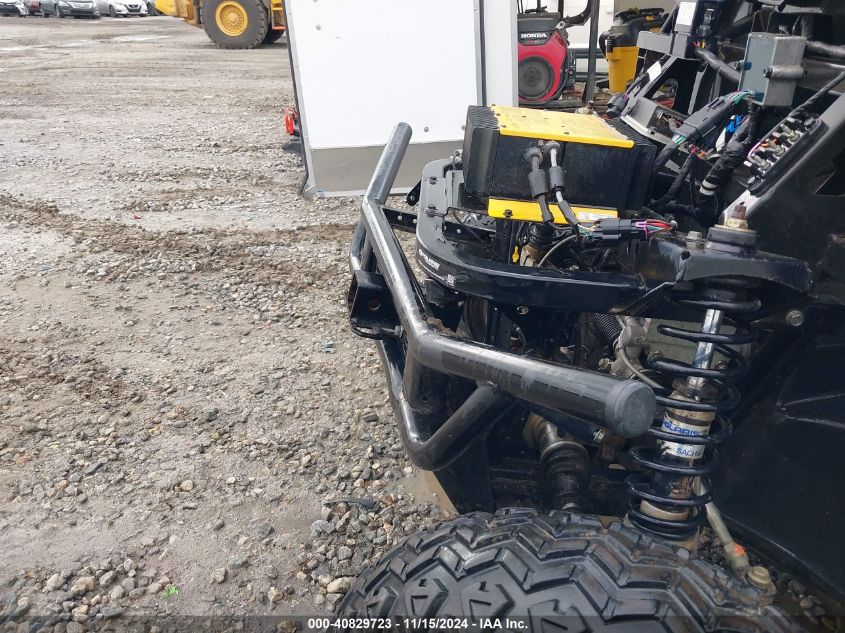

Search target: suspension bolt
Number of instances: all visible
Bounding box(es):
[786,309,804,327]
[746,566,773,590]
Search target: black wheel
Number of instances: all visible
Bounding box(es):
[339,509,800,633]
[201,0,267,50]
[262,27,283,44]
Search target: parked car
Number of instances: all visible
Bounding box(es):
[94,0,145,16]
[0,0,28,16]
[26,0,40,14]
[42,0,99,16]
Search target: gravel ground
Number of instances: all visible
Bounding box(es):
[0,17,448,628]
[1,15,840,633]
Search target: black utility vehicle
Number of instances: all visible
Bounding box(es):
[344,1,845,630]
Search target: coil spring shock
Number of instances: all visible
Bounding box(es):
[626,276,760,541]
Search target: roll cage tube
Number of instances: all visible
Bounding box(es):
[349,124,657,473]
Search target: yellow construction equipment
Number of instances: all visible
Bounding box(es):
[601,7,667,93]
[155,0,284,49]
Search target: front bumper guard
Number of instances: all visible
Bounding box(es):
[348,123,656,471]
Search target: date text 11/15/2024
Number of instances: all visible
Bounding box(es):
[308,617,530,630]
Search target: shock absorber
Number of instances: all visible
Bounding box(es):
[626,218,761,542]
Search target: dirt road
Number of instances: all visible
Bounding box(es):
[0,17,446,626]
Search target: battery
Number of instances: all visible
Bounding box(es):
[461,105,655,214]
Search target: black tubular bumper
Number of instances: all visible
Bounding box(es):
[349,124,656,471]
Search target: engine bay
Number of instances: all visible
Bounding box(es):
[347,0,845,620]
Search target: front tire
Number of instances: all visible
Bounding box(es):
[339,509,799,633]
[262,27,282,44]
[201,0,267,49]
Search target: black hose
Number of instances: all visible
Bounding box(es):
[805,40,845,60]
[555,191,581,227]
[792,69,845,118]
[653,144,678,175]
[693,48,741,84]
[694,114,755,225]
[561,1,591,26]
[652,152,697,209]
[706,115,754,185]
[538,195,555,224]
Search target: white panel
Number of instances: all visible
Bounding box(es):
[566,0,615,74]
[287,0,481,150]
[483,0,518,106]
[566,0,614,49]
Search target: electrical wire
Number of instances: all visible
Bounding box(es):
[537,234,579,267]
[548,148,581,228]
[792,69,845,118]
[615,341,663,389]
[554,192,583,228]
[538,195,556,225]
[651,152,697,209]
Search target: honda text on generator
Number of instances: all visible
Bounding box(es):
[343,0,845,630]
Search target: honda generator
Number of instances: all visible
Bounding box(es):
[517,1,581,105]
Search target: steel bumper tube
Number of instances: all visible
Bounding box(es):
[352,123,656,470]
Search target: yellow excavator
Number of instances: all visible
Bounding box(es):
[154,0,284,49]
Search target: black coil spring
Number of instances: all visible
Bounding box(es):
[626,278,760,540]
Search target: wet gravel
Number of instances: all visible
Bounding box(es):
[0,16,448,629]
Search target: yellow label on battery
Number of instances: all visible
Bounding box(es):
[487,198,618,224]
[490,105,635,148]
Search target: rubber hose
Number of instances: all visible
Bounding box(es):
[701,115,753,190]
[652,152,696,209]
[806,40,845,60]
[693,48,741,84]
[653,144,678,175]
[694,116,754,224]
[561,1,591,27]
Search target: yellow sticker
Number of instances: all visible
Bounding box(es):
[490,105,634,149]
[487,198,618,224]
